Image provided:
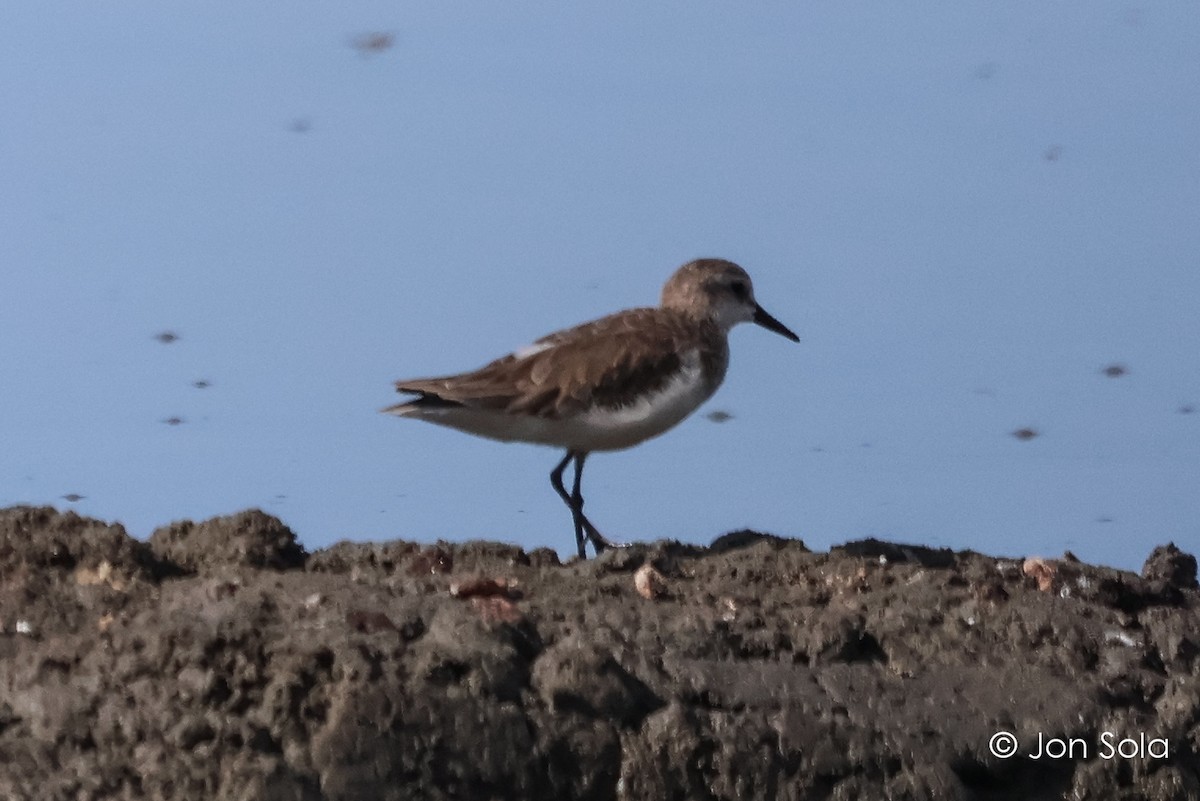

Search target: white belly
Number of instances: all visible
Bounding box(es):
[563,356,714,450]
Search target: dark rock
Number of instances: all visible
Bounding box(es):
[305,540,420,574]
[150,510,306,572]
[833,537,958,568]
[708,528,801,553]
[531,636,663,727]
[0,506,156,578]
[1143,543,1199,589]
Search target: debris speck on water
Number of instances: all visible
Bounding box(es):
[1101,363,1128,378]
[350,32,394,54]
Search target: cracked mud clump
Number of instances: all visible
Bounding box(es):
[0,506,1197,800]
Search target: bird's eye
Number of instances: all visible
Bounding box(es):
[729,280,748,299]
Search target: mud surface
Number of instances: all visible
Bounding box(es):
[0,506,1197,800]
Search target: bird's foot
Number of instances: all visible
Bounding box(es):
[582,519,630,554]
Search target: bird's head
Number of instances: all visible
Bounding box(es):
[661,258,799,341]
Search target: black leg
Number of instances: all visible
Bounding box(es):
[569,453,600,555]
[551,450,626,558]
[550,450,586,558]
[570,453,624,555]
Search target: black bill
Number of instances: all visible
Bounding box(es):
[753,304,800,342]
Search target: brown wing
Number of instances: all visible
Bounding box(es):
[393,308,716,419]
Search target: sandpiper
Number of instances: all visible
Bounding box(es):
[383,258,799,558]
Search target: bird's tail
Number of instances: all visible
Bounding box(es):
[380,392,461,416]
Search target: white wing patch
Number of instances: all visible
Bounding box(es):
[511,340,554,360]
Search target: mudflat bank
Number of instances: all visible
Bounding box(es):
[0,506,1196,800]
